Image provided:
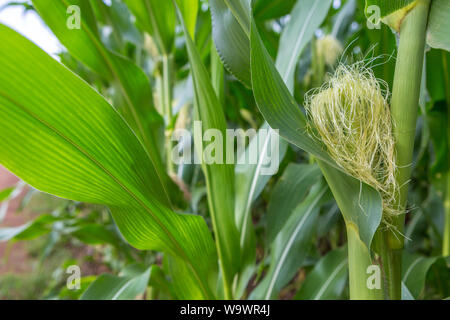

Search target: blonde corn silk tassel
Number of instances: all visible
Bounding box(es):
[305,63,400,228]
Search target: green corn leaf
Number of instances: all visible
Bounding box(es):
[317,162,383,251]
[0,24,217,299]
[266,164,323,243]
[295,246,348,300]
[164,254,216,299]
[174,0,241,293]
[276,0,332,91]
[210,0,251,86]
[402,253,439,299]
[123,0,176,55]
[251,178,329,299]
[32,0,166,181]
[81,265,152,300]
[427,0,450,51]
[234,122,287,298]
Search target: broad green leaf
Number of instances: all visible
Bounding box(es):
[251,180,328,299]
[123,0,176,54]
[266,164,323,243]
[0,24,216,299]
[276,0,332,91]
[175,1,241,289]
[81,265,152,300]
[250,19,383,249]
[32,0,166,180]
[295,246,348,300]
[210,0,251,86]
[402,253,438,299]
[427,0,450,52]
[164,254,215,299]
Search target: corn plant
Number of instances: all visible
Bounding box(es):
[0,0,448,300]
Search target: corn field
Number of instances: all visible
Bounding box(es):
[0,0,449,301]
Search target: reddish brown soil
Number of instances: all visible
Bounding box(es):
[0,166,111,277]
[0,166,33,274]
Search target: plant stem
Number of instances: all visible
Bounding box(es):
[346,224,384,300]
[318,161,383,299]
[443,51,450,257]
[162,54,175,174]
[387,0,431,298]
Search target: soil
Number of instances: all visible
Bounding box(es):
[0,165,33,274]
[0,165,111,280]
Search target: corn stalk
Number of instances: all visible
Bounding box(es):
[377,0,431,299]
